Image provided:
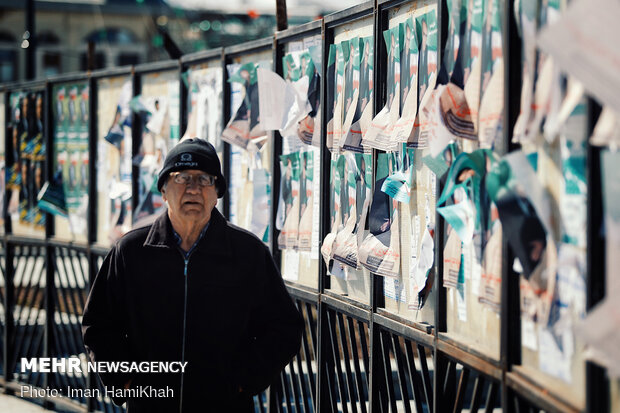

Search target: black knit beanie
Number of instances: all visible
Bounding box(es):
[157,138,226,198]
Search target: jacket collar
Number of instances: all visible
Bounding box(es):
[143,208,232,257]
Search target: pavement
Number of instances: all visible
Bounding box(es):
[0,393,53,412]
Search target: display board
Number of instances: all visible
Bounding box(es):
[134,70,180,227]
[96,75,133,246]
[277,34,322,289]
[322,17,375,304]
[183,60,225,213]
[51,82,90,242]
[368,0,441,328]
[437,0,504,359]
[226,50,273,245]
[6,89,46,237]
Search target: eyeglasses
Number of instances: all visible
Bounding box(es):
[169,171,217,187]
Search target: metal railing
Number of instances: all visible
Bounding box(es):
[0,0,613,412]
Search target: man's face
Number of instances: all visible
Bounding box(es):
[162,169,218,223]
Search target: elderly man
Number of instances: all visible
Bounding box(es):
[82,138,303,412]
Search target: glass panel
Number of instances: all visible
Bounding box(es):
[278,34,322,290]
[226,50,273,245]
[134,70,180,226]
[52,82,90,242]
[324,17,374,304]
[7,90,46,237]
[96,75,133,246]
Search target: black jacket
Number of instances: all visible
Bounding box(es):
[82,209,303,412]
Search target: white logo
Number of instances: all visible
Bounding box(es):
[180,153,192,162]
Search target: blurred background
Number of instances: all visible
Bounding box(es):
[0,0,360,83]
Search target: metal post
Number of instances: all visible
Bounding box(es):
[316,17,332,413]
[500,1,522,411]
[86,74,98,412]
[3,243,15,392]
[585,100,608,413]
[131,71,141,218]
[276,0,288,32]
[269,37,283,261]
[222,53,231,221]
[25,0,36,80]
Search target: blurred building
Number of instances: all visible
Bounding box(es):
[0,0,351,83]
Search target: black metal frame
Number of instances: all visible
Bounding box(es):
[0,0,613,412]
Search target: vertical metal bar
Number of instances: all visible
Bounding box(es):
[442,360,457,407]
[221,52,231,220]
[403,341,424,413]
[179,62,188,139]
[370,5,386,410]
[304,302,318,408]
[25,0,36,80]
[131,72,141,217]
[390,334,412,413]
[585,98,607,413]
[3,243,15,387]
[484,381,498,413]
[347,316,368,413]
[500,0,522,411]
[358,320,370,380]
[295,332,312,413]
[434,0,448,339]
[3,91,10,234]
[433,352,449,413]
[45,81,55,238]
[337,313,358,413]
[452,366,470,413]
[88,76,97,246]
[280,365,294,413]
[317,16,332,413]
[270,37,283,261]
[379,330,397,413]
[288,357,303,412]
[44,244,54,407]
[469,375,486,413]
[328,309,349,413]
[86,74,98,411]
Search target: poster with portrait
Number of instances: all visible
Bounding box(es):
[341,36,374,152]
[332,152,372,271]
[50,83,89,240]
[443,0,466,78]
[297,48,322,147]
[393,18,419,143]
[97,76,133,245]
[358,153,401,278]
[222,63,267,150]
[408,9,439,148]
[478,0,504,149]
[183,65,223,152]
[363,26,401,151]
[277,152,300,250]
[7,90,46,236]
[340,37,361,152]
[321,154,349,279]
[297,150,315,251]
[511,0,540,144]
[133,71,180,227]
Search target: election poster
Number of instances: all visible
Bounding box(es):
[133,70,180,227]
[96,76,133,245]
[7,90,46,237]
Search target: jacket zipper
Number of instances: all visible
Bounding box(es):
[179,255,189,413]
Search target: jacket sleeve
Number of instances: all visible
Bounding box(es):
[81,245,132,405]
[236,246,304,395]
